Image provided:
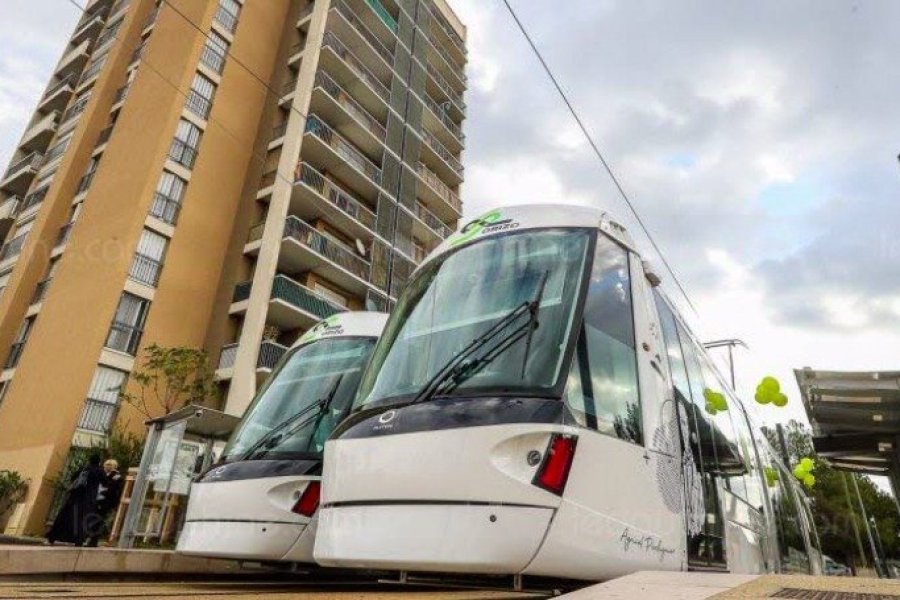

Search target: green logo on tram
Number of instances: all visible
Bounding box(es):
[299,314,342,344]
[449,209,512,247]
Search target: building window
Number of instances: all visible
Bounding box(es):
[60,90,92,129]
[201,31,228,74]
[0,381,9,410]
[0,219,34,262]
[32,258,59,304]
[312,281,349,307]
[214,0,240,33]
[0,269,11,298]
[6,316,35,369]
[78,366,126,433]
[105,292,149,355]
[129,229,167,287]
[149,171,186,225]
[42,132,73,166]
[186,73,215,119]
[80,51,109,84]
[169,119,201,169]
[77,157,100,194]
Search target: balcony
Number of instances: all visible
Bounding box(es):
[217,343,238,371]
[216,340,288,380]
[149,192,181,226]
[5,341,26,370]
[200,44,226,74]
[0,197,20,239]
[425,60,465,117]
[247,216,379,296]
[414,201,453,240]
[55,39,91,81]
[20,112,59,153]
[129,252,162,287]
[39,75,76,113]
[415,161,462,219]
[130,40,148,65]
[31,277,51,305]
[105,320,142,355]
[19,186,49,216]
[310,70,386,159]
[364,0,397,32]
[72,12,105,45]
[76,169,96,195]
[328,0,395,82]
[421,92,464,151]
[186,90,212,120]
[96,123,114,147]
[0,232,29,263]
[169,138,198,169]
[214,5,238,34]
[55,222,74,248]
[112,82,130,106]
[79,54,109,87]
[268,273,347,330]
[60,93,92,129]
[319,31,391,117]
[292,162,377,241]
[141,5,159,32]
[303,114,383,201]
[1,153,43,195]
[422,0,466,64]
[419,128,464,186]
[423,28,465,92]
[77,398,118,434]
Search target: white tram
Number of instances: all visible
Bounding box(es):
[177,311,387,563]
[313,204,822,580]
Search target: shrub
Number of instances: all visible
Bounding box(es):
[0,470,28,519]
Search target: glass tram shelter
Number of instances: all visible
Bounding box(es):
[116,405,240,548]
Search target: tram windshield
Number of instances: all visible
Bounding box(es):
[356,229,592,408]
[222,337,377,461]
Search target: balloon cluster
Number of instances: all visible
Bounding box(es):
[703,388,728,415]
[755,376,788,407]
[793,457,816,489]
[764,466,779,488]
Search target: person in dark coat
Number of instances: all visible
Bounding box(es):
[46,454,105,546]
[85,459,124,547]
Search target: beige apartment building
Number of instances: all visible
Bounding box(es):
[0,0,465,534]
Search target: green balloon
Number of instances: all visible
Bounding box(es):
[714,393,728,411]
[755,389,772,404]
[761,376,780,393]
[800,457,814,471]
[803,474,816,488]
[773,393,788,407]
[793,464,809,480]
[705,401,717,415]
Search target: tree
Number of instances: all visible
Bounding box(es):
[120,344,219,419]
[765,420,900,566]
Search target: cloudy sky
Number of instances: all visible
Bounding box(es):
[1,0,898,429]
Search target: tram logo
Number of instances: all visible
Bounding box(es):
[378,410,396,424]
[449,209,518,247]
[299,315,344,345]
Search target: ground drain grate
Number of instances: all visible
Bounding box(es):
[771,589,900,600]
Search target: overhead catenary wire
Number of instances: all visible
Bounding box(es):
[499,0,698,316]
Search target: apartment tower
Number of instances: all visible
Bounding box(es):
[0,0,466,534]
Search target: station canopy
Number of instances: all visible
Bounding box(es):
[796,368,900,481]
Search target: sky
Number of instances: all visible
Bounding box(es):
[1,0,899,433]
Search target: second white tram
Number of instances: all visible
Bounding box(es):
[314,204,821,580]
[178,311,387,563]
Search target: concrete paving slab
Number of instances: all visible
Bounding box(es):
[0,545,244,576]
[559,571,760,600]
[714,573,900,598]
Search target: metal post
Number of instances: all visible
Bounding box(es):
[852,474,883,577]
[727,344,735,390]
[776,424,791,466]
[842,472,869,570]
[118,422,162,549]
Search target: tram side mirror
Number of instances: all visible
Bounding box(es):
[642,260,662,287]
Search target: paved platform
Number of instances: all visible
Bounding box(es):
[0,545,245,576]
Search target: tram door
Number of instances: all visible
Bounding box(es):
[654,295,728,569]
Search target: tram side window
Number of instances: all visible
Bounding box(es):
[564,235,641,444]
[732,403,767,511]
[771,465,812,574]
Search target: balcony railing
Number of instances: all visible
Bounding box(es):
[112,83,130,105]
[282,77,298,96]
[314,70,386,141]
[72,14,105,45]
[55,222,73,247]
[61,95,90,124]
[130,40,147,64]
[201,44,226,74]
[129,252,162,287]
[214,5,238,33]
[0,196,20,220]
[0,233,28,262]
[77,398,118,433]
[5,341,26,369]
[31,277,51,304]
[258,340,288,370]
[283,216,371,281]
[272,273,347,322]
[416,162,461,213]
[422,92,463,141]
[332,0,394,66]
[232,280,252,303]
[186,90,212,119]
[169,138,198,169]
[20,186,49,214]
[106,320,143,355]
[321,31,390,104]
[365,0,398,31]
[421,129,463,176]
[296,162,377,231]
[4,153,43,181]
[218,343,238,370]
[304,114,382,185]
[422,0,466,57]
[43,75,76,102]
[149,192,181,225]
[95,21,121,50]
[42,137,71,167]
[272,121,288,140]
[79,55,108,84]
[97,124,114,146]
[415,202,452,238]
[77,169,96,194]
[142,5,159,30]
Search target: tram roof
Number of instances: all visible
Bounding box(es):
[795,367,900,477]
[428,203,637,263]
[293,311,388,348]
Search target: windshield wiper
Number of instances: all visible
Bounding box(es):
[409,270,550,406]
[238,374,345,461]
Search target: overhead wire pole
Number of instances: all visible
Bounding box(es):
[499,0,698,317]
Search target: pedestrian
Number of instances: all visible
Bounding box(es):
[85,459,124,547]
[46,454,105,546]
